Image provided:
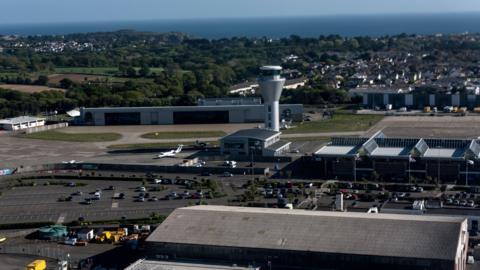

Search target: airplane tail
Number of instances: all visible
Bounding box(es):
[175,144,183,153]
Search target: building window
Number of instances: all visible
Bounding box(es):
[268,105,271,113]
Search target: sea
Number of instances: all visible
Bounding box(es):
[1,13,480,38]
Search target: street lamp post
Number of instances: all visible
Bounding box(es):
[353,154,360,182]
[466,159,474,186]
[250,146,255,183]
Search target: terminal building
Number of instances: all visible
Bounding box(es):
[314,131,480,184]
[220,66,291,157]
[220,128,291,157]
[78,98,303,125]
[145,205,468,270]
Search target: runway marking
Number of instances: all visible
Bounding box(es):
[57,213,66,224]
[112,202,119,208]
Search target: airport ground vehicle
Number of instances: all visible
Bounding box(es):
[26,260,46,270]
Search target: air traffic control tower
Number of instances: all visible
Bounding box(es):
[258,66,286,132]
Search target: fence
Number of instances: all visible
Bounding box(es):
[24,122,69,134]
[0,244,81,268]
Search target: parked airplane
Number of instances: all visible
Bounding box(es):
[62,160,83,164]
[155,145,183,159]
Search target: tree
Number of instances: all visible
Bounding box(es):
[34,75,49,86]
[59,78,74,89]
[139,65,151,77]
[126,67,137,77]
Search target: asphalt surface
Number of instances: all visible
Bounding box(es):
[0,178,240,224]
[366,115,480,139]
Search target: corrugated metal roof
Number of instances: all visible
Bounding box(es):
[315,145,359,156]
[147,206,465,261]
[125,259,256,270]
[265,140,291,151]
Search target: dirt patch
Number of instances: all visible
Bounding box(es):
[0,84,65,93]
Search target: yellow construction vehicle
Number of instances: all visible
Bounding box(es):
[26,260,46,270]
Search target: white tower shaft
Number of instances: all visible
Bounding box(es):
[259,66,285,132]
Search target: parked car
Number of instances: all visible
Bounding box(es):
[223,172,234,177]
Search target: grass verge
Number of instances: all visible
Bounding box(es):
[107,141,220,150]
[19,130,122,142]
[286,136,331,143]
[283,113,384,134]
[141,131,226,139]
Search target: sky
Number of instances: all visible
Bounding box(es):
[1,0,480,24]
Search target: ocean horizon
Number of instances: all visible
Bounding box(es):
[1,12,480,38]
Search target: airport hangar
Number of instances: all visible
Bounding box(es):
[78,98,303,125]
[144,205,468,270]
[357,90,480,110]
[313,131,480,183]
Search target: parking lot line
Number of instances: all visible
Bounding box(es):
[56,213,66,224]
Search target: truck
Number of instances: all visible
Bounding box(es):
[26,260,46,270]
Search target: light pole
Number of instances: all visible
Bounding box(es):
[408,155,416,184]
[466,159,474,186]
[250,146,255,183]
[353,154,360,182]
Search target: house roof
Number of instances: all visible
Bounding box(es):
[147,205,465,261]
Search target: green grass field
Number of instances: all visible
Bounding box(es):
[283,113,384,134]
[107,141,220,150]
[55,67,119,75]
[141,131,226,140]
[20,130,122,142]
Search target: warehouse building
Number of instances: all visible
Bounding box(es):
[358,91,480,110]
[0,116,45,131]
[220,128,290,157]
[145,205,468,270]
[79,100,303,126]
[314,131,480,184]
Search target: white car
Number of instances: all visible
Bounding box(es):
[153,179,162,184]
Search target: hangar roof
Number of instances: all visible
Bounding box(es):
[125,259,257,270]
[147,205,465,261]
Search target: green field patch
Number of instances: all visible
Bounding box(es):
[283,114,383,134]
[141,131,226,140]
[108,141,220,150]
[20,130,122,142]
